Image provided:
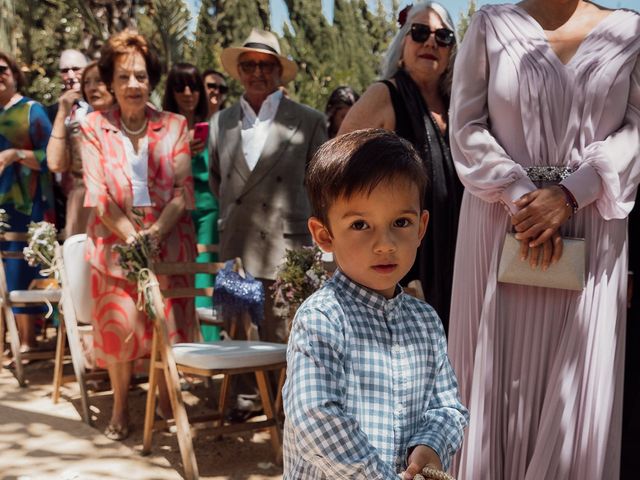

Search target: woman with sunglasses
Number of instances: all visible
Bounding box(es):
[448,1,640,479]
[202,69,228,119]
[162,63,219,336]
[339,1,461,332]
[0,51,55,353]
[80,32,198,440]
[47,61,114,237]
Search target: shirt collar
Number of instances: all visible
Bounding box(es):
[331,269,404,314]
[240,89,283,122]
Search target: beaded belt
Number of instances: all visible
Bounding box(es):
[525,166,576,183]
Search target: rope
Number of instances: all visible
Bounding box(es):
[413,467,456,480]
[136,267,159,318]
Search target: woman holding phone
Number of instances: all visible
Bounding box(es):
[163,63,219,334]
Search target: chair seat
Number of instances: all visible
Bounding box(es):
[172,340,287,370]
[196,307,221,325]
[9,288,62,303]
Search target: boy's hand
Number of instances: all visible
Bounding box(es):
[403,445,442,479]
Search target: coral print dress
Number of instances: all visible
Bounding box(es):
[448,5,640,480]
[81,106,197,367]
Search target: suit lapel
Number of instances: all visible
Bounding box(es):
[240,97,301,196]
[220,104,251,183]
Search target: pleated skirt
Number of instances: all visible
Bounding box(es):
[448,192,625,480]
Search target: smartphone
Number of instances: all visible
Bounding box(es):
[194,122,209,144]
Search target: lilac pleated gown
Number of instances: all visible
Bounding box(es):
[448,5,640,479]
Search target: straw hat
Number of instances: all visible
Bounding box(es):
[221,29,298,83]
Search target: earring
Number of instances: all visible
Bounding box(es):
[398,58,405,69]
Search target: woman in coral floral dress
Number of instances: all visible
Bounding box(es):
[80,31,197,440]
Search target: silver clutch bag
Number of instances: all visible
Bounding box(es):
[498,233,585,291]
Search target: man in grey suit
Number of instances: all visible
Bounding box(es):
[209,28,327,419]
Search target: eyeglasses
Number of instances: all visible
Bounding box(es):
[173,81,199,93]
[206,82,229,94]
[237,61,279,75]
[0,65,9,75]
[410,23,455,47]
[60,66,82,74]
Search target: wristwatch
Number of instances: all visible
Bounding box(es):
[15,149,26,161]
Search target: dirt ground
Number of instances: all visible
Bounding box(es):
[0,349,284,480]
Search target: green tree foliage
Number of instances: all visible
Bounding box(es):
[137,0,192,71]
[0,0,17,54]
[457,0,477,42]
[15,0,85,104]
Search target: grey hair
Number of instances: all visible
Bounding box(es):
[380,1,457,99]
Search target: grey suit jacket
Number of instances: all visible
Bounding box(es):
[208,96,327,280]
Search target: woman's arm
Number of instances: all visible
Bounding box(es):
[46,90,81,173]
[146,117,194,240]
[80,115,137,241]
[337,82,395,135]
[449,11,536,213]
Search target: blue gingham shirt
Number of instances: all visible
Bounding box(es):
[283,270,469,479]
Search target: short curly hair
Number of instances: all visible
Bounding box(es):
[98,30,161,90]
[0,51,26,93]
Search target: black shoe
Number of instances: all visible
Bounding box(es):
[226,407,264,423]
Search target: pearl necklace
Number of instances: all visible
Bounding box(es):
[121,118,148,136]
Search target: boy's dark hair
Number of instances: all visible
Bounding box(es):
[306,128,429,226]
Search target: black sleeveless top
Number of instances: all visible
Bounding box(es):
[378,78,463,332]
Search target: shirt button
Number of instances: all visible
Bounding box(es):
[235,198,241,205]
[260,231,266,239]
[262,203,267,210]
[392,344,401,354]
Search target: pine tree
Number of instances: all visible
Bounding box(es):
[282,0,337,109]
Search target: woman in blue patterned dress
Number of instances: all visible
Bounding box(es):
[0,51,54,351]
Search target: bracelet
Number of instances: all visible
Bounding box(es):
[557,184,578,216]
[50,133,66,140]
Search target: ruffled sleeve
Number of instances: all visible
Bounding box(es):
[449,11,536,214]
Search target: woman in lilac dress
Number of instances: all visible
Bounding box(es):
[448,1,640,479]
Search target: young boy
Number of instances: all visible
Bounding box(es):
[282,129,469,479]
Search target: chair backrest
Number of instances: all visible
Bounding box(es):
[62,234,93,324]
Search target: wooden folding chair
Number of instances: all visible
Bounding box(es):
[50,234,108,424]
[142,258,286,480]
[0,231,62,386]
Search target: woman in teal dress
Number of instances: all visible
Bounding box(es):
[162,63,219,339]
[0,51,54,350]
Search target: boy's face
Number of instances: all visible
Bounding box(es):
[309,179,428,299]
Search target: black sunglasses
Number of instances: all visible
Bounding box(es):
[410,23,455,47]
[60,66,82,74]
[173,81,199,93]
[0,65,9,75]
[238,61,279,75]
[206,82,229,94]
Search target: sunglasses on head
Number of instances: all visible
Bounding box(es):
[60,66,82,74]
[410,23,455,47]
[0,65,9,75]
[237,60,279,75]
[173,81,199,93]
[206,82,229,94]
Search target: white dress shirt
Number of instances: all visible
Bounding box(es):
[239,89,283,171]
[120,132,152,207]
